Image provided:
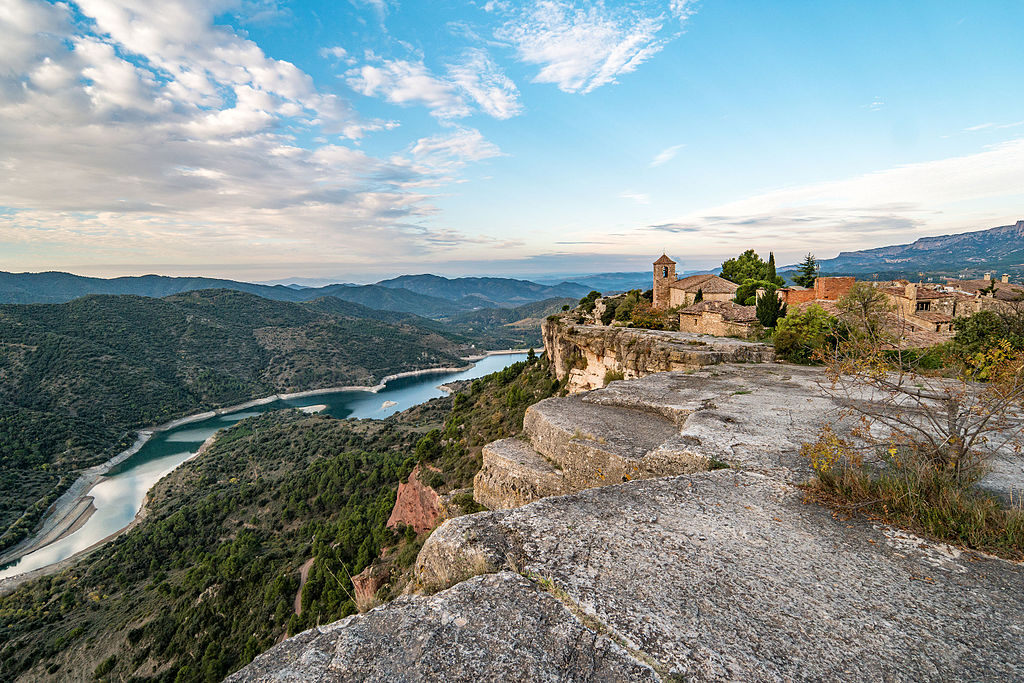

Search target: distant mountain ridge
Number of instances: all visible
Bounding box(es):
[376,274,588,307]
[801,220,1024,279]
[0,271,587,317]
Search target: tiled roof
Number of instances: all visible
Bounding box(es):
[654,254,676,265]
[681,300,757,322]
[944,279,1024,302]
[669,273,738,294]
[881,287,953,300]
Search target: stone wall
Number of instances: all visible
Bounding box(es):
[677,311,755,338]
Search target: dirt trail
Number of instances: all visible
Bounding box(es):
[294,557,315,615]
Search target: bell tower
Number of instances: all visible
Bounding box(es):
[653,254,676,310]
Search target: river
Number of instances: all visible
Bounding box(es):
[0,353,528,581]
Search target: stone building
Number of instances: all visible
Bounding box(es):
[778,277,855,307]
[652,255,739,309]
[678,300,758,338]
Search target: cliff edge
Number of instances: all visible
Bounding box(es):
[233,328,1024,682]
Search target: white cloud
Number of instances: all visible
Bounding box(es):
[448,48,522,119]
[495,1,687,94]
[319,46,355,64]
[650,143,684,167]
[0,0,507,271]
[345,50,521,120]
[411,128,504,174]
[347,59,471,119]
[646,138,1024,256]
[620,191,650,204]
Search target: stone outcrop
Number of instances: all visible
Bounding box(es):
[350,563,390,612]
[542,316,775,393]
[415,470,1024,681]
[228,572,658,682]
[386,465,442,534]
[234,363,1024,682]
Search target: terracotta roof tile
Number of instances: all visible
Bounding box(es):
[669,274,738,294]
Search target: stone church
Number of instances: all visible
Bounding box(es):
[653,254,739,310]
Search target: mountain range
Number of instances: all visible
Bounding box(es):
[795,220,1024,280]
[0,271,589,317]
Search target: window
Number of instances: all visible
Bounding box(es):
[916,301,930,311]
[662,266,668,278]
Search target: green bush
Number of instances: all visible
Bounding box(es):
[734,279,778,305]
[773,305,838,363]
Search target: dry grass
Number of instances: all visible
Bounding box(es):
[803,431,1024,560]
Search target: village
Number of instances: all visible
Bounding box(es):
[575,252,1024,353]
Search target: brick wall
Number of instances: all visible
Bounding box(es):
[779,289,816,306]
[813,277,856,300]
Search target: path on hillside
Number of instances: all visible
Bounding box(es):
[294,557,315,615]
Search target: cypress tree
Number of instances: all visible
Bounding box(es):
[767,252,777,282]
[756,289,787,328]
[694,288,704,303]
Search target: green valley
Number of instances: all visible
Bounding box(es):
[0,289,467,554]
[0,355,558,682]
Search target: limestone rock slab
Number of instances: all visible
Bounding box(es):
[418,471,1024,681]
[228,572,659,682]
[473,437,567,510]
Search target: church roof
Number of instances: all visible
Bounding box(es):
[668,273,738,294]
[654,254,676,265]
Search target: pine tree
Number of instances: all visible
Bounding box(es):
[793,253,818,288]
[756,289,787,328]
[693,288,704,303]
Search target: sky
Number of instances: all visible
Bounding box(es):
[2,0,1023,283]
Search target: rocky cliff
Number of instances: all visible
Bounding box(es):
[542,316,775,392]
[234,362,1024,682]
[385,465,442,534]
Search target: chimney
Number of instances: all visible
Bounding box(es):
[904,282,917,300]
[1002,274,1010,284]
[983,272,991,282]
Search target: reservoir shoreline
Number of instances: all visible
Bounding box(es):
[0,351,528,589]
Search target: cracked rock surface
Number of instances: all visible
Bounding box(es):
[418,471,1024,681]
[226,572,658,682]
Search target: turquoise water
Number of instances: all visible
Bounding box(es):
[0,354,527,580]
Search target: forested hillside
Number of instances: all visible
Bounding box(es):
[0,289,465,553]
[0,355,559,682]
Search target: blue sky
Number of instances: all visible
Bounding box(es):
[1,0,1023,282]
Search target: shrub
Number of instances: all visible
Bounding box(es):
[733,279,778,306]
[578,291,602,314]
[773,305,839,363]
[603,370,624,386]
[803,332,1024,559]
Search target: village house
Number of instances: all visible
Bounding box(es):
[944,274,1024,312]
[652,254,738,309]
[678,300,758,338]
